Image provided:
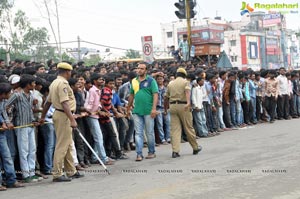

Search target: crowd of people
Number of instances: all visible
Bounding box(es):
[0,57,299,190]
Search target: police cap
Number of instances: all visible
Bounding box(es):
[176,67,187,76]
[57,62,73,70]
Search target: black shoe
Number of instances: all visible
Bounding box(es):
[85,160,91,167]
[90,160,100,164]
[172,152,180,158]
[69,171,84,179]
[116,154,129,160]
[193,146,203,155]
[42,172,52,175]
[53,175,72,182]
[124,143,130,151]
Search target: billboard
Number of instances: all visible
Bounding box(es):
[263,13,282,26]
[194,44,220,56]
[177,26,224,45]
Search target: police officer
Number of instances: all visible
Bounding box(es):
[40,62,84,182]
[164,67,202,158]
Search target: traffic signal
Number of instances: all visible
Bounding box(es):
[174,0,186,19]
[189,0,197,19]
[174,0,197,19]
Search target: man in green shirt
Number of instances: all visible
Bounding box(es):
[127,62,158,161]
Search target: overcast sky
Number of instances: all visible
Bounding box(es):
[13,0,300,53]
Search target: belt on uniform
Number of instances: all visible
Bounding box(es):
[170,100,187,104]
[55,109,75,114]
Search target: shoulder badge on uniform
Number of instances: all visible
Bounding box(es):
[63,87,68,93]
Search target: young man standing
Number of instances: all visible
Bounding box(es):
[100,76,127,160]
[155,74,170,144]
[0,83,24,190]
[276,67,290,120]
[222,72,236,128]
[178,34,189,61]
[84,73,114,165]
[127,62,158,161]
[192,77,209,137]
[6,74,40,183]
[264,70,279,123]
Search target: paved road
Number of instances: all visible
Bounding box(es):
[2,119,300,199]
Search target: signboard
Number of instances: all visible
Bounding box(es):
[141,36,154,64]
[194,44,220,56]
[263,13,281,26]
[177,25,224,45]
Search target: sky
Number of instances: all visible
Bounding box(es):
[13,0,300,54]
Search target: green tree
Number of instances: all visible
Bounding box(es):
[0,0,14,42]
[0,2,57,63]
[83,54,101,66]
[23,27,49,61]
[124,49,141,59]
[62,52,76,63]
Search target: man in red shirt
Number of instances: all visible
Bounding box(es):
[100,76,128,160]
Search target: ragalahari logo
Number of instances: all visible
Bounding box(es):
[240,2,254,15]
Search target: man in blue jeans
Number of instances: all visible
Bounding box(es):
[84,73,114,165]
[0,82,24,190]
[39,105,56,175]
[127,62,158,161]
[192,77,209,137]
[6,75,40,183]
[155,74,170,144]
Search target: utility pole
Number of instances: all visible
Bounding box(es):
[77,36,81,61]
[185,0,191,59]
[4,39,10,65]
[54,0,62,62]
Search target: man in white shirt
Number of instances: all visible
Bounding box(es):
[276,67,291,120]
[192,77,209,137]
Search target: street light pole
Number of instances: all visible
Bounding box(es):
[77,36,81,61]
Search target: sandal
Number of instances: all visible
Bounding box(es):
[0,186,7,191]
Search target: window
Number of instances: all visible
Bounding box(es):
[166,32,173,38]
[230,40,236,46]
[249,42,258,59]
[231,56,237,62]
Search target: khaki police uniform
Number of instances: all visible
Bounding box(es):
[166,74,198,153]
[48,74,77,178]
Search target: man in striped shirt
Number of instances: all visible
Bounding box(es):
[100,76,127,160]
[5,74,40,183]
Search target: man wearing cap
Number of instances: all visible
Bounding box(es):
[164,67,202,158]
[40,62,83,182]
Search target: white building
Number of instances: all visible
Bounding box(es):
[222,30,242,68]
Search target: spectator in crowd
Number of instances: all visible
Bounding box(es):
[276,67,290,120]
[127,62,158,161]
[0,82,25,190]
[264,70,279,123]
[84,73,114,165]
[192,77,209,137]
[5,74,39,183]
